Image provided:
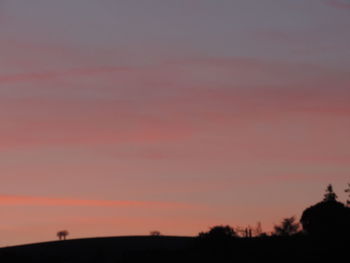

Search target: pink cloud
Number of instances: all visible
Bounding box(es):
[1,55,349,155]
[0,66,131,84]
[0,102,195,150]
[0,194,190,209]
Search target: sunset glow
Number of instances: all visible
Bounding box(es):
[0,0,349,246]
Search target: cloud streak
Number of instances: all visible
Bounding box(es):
[0,66,131,84]
[0,195,189,209]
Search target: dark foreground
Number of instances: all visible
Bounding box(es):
[0,235,348,263]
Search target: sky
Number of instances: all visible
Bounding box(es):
[0,0,350,246]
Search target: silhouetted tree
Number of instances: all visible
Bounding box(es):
[245,227,253,238]
[273,216,300,236]
[198,225,237,240]
[254,222,263,237]
[300,185,350,238]
[150,230,161,236]
[323,184,337,202]
[57,230,69,240]
[258,232,269,238]
[235,225,254,237]
[345,183,350,206]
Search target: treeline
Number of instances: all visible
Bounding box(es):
[126,184,350,263]
[197,184,350,240]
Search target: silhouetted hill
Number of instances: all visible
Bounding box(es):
[0,236,194,263]
[0,235,348,263]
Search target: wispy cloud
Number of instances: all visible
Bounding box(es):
[0,195,190,209]
[0,66,130,84]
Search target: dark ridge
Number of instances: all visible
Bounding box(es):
[0,235,348,263]
[0,236,195,263]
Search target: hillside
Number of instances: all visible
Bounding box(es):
[0,235,348,263]
[0,236,194,263]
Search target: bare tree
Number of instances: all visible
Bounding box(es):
[234,226,246,237]
[236,224,260,238]
[255,222,263,237]
[57,230,69,240]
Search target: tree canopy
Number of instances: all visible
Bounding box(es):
[273,216,300,236]
[300,185,350,238]
[198,225,237,240]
